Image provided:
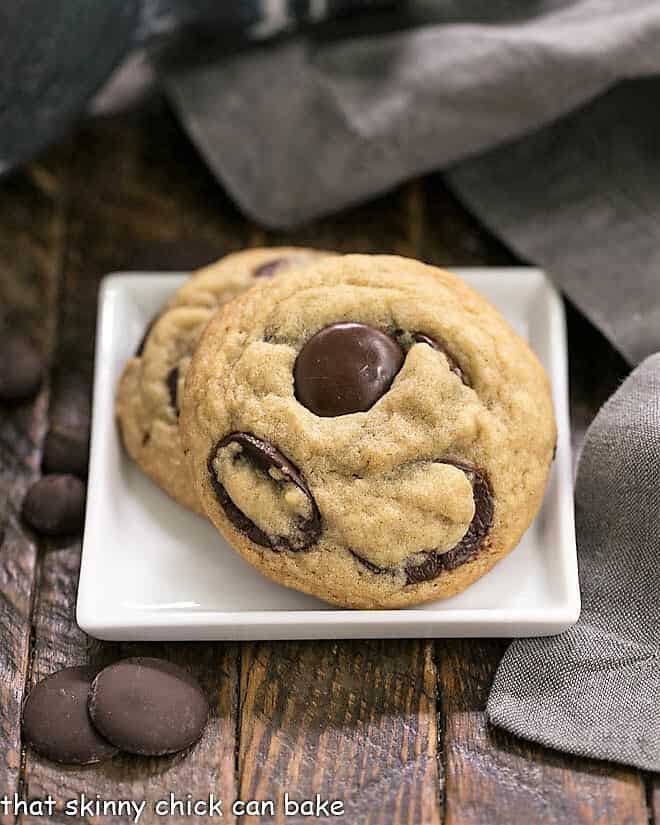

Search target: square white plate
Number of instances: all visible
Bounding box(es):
[78,269,579,641]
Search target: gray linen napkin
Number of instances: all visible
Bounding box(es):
[165,1,660,227]
[488,355,660,772]
[447,78,660,365]
[164,0,660,362]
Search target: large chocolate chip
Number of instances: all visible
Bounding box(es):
[252,257,289,278]
[88,658,208,756]
[405,463,493,584]
[166,366,179,415]
[42,380,91,476]
[412,333,470,386]
[22,474,86,536]
[209,432,321,551]
[43,426,90,478]
[22,667,118,765]
[0,335,44,402]
[294,323,404,417]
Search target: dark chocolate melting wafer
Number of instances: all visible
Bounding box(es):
[22,474,86,536]
[88,658,209,756]
[43,427,90,478]
[22,667,118,765]
[0,335,44,402]
[294,323,404,417]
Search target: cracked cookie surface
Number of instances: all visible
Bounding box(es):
[181,254,556,607]
[116,247,328,512]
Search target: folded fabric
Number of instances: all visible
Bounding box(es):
[165,0,660,234]
[0,0,392,174]
[448,78,660,365]
[164,0,660,362]
[487,355,660,772]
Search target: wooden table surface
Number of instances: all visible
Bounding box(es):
[0,99,656,825]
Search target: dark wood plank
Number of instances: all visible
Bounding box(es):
[0,155,67,825]
[259,179,424,257]
[238,640,440,825]
[438,640,648,825]
[20,102,242,825]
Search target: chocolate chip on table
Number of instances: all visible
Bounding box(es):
[43,381,91,476]
[0,335,44,402]
[209,432,322,551]
[252,257,289,278]
[294,323,405,417]
[412,333,470,386]
[22,667,118,765]
[22,474,86,536]
[405,463,494,584]
[42,426,90,478]
[88,658,209,756]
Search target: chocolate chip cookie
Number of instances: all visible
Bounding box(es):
[181,254,556,608]
[116,247,328,512]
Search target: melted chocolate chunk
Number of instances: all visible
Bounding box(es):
[166,366,179,415]
[294,323,404,417]
[348,461,493,584]
[412,333,470,386]
[208,433,321,551]
[405,463,493,584]
[349,549,384,575]
[22,667,118,765]
[252,257,289,278]
[89,658,208,756]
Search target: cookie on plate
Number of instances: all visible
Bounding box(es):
[116,247,328,513]
[181,254,556,608]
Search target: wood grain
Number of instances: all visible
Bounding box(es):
[259,179,424,258]
[0,155,66,824]
[438,639,648,825]
[238,640,440,825]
